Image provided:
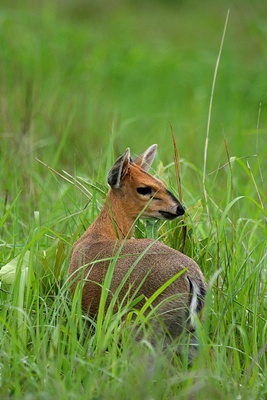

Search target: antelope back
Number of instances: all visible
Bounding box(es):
[107,144,184,221]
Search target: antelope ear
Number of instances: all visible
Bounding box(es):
[107,148,130,188]
[133,144,157,171]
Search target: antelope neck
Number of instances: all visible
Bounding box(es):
[97,196,135,240]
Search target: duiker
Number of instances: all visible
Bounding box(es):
[68,144,206,359]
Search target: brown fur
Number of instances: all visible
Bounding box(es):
[68,145,206,355]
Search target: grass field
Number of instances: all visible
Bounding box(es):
[0,0,267,399]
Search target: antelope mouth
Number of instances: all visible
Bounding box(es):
[158,211,179,220]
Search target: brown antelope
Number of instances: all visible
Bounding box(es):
[68,144,206,360]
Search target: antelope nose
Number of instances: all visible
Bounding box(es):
[176,204,185,216]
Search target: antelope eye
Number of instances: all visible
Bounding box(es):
[136,187,152,196]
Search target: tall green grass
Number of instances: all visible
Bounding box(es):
[1,0,267,399]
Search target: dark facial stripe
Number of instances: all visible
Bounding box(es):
[166,189,180,205]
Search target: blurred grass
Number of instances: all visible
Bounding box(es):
[1,1,267,161]
[0,1,267,399]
